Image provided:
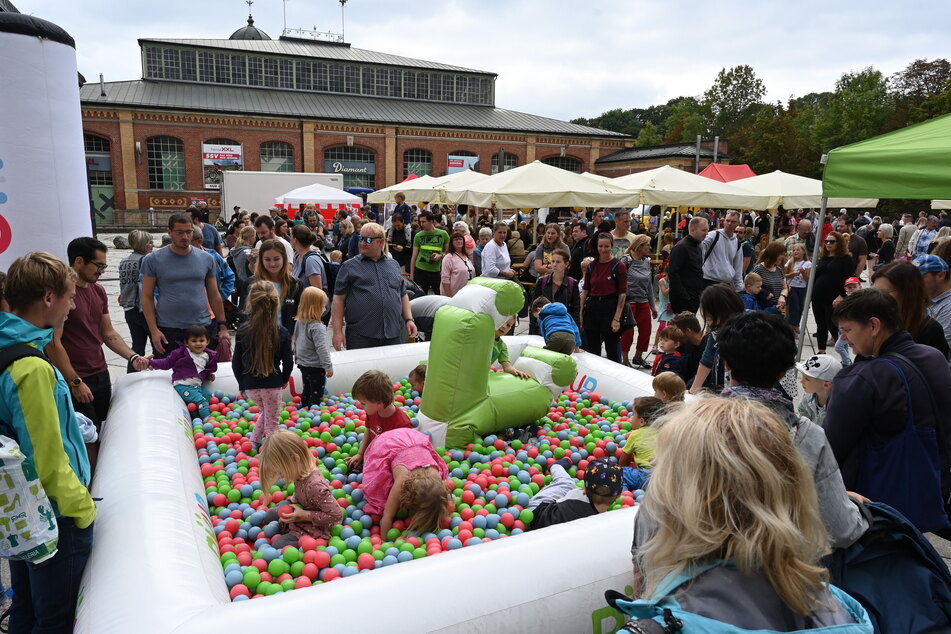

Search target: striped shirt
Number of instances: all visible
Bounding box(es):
[333,253,408,340]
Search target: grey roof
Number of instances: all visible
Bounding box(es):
[81,79,627,138]
[0,0,20,12]
[229,17,271,41]
[139,38,494,76]
[596,143,728,164]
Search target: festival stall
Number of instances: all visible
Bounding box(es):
[366,174,440,204]
[610,165,770,210]
[697,163,756,182]
[273,183,363,221]
[75,336,655,633]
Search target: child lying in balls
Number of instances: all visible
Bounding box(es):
[258,430,343,548]
[360,427,454,537]
[526,458,623,531]
[148,324,218,418]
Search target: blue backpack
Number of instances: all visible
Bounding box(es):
[606,561,872,634]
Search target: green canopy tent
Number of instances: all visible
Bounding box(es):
[796,112,951,356]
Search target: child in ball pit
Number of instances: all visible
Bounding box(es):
[618,396,666,491]
[526,458,623,531]
[148,324,218,418]
[408,364,426,395]
[346,370,412,471]
[492,316,531,379]
[293,286,334,409]
[652,371,686,404]
[360,427,453,537]
[258,430,343,548]
[233,281,294,449]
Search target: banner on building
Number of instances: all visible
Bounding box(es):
[202,144,243,190]
[447,155,480,174]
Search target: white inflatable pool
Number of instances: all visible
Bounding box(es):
[75,336,656,633]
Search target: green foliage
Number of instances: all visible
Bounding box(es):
[573,59,951,174]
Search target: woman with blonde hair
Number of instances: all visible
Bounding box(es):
[620,234,656,368]
[629,397,870,630]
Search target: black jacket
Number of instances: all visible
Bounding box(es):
[250,276,301,335]
[530,499,599,531]
[812,256,853,303]
[569,236,590,281]
[667,235,704,314]
[825,331,951,499]
[232,324,294,391]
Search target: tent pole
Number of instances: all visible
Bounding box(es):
[796,197,828,359]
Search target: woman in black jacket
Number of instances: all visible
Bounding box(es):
[811,231,854,354]
[533,248,580,329]
[871,261,950,358]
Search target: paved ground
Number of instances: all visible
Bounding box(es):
[3,234,945,600]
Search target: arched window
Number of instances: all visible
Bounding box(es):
[260,141,294,172]
[490,151,518,174]
[541,156,582,173]
[146,136,185,190]
[205,137,240,146]
[324,146,376,188]
[403,149,433,179]
[83,134,110,154]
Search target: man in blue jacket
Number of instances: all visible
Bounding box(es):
[0,251,96,632]
[826,288,951,533]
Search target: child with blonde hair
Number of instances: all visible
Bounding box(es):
[258,431,342,547]
[652,371,685,403]
[361,428,453,536]
[294,287,333,408]
[233,281,294,448]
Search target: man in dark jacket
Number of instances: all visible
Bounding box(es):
[667,216,708,314]
[568,222,590,281]
[826,289,951,532]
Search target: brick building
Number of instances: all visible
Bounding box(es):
[79,18,632,219]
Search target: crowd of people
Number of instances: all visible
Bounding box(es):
[3,196,951,631]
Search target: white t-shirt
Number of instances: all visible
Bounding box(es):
[788,260,812,288]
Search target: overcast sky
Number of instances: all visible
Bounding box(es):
[19,0,951,122]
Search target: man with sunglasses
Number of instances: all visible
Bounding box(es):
[46,237,149,467]
[331,223,417,350]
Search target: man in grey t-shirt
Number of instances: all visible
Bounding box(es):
[141,212,231,358]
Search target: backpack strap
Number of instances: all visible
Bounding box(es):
[880,352,940,422]
[0,344,49,376]
[701,230,722,265]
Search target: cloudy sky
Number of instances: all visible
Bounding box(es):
[19,0,951,122]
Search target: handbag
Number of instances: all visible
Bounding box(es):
[857,355,950,533]
[619,302,636,331]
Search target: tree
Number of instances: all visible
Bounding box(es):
[909,78,951,123]
[635,122,663,147]
[891,59,951,104]
[730,102,821,178]
[702,65,766,136]
[814,67,894,150]
[663,97,705,143]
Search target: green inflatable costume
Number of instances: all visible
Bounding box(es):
[417,277,577,448]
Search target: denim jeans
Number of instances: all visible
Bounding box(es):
[9,517,95,634]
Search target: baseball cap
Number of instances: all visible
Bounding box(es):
[583,459,623,498]
[801,354,843,382]
[844,277,861,286]
[915,254,949,274]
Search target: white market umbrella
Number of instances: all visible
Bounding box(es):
[275,183,363,207]
[610,165,771,210]
[442,160,640,209]
[366,175,441,203]
[932,200,951,210]
[732,170,878,209]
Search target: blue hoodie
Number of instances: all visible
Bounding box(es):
[0,313,95,528]
[537,302,582,348]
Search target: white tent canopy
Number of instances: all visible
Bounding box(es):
[366,175,441,203]
[274,183,363,207]
[610,165,772,210]
[731,170,878,209]
[932,200,951,210]
[442,160,640,208]
[413,169,490,204]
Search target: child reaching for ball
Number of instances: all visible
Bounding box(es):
[258,430,342,548]
[293,286,334,409]
[346,370,412,471]
[233,281,294,448]
[618,396,666,491]
[527,458,622,531]
[148,324,218,418]
[492,316,531,379]
[360,427,453,536]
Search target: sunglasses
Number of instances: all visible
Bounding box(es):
[358,236,381,244]
[824,239,837,244]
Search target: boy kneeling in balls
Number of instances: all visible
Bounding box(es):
[347,370,412,471]
[527,458,622,531]
[531,297,582,354]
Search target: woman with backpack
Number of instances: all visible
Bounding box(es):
[230,226,256,310]
[291,224,327,292]
[579,233,627,363]
[620,234,657,369]
[625,397,871,631]
[533,248,580,332]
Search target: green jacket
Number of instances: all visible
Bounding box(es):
[0,313,95,528]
